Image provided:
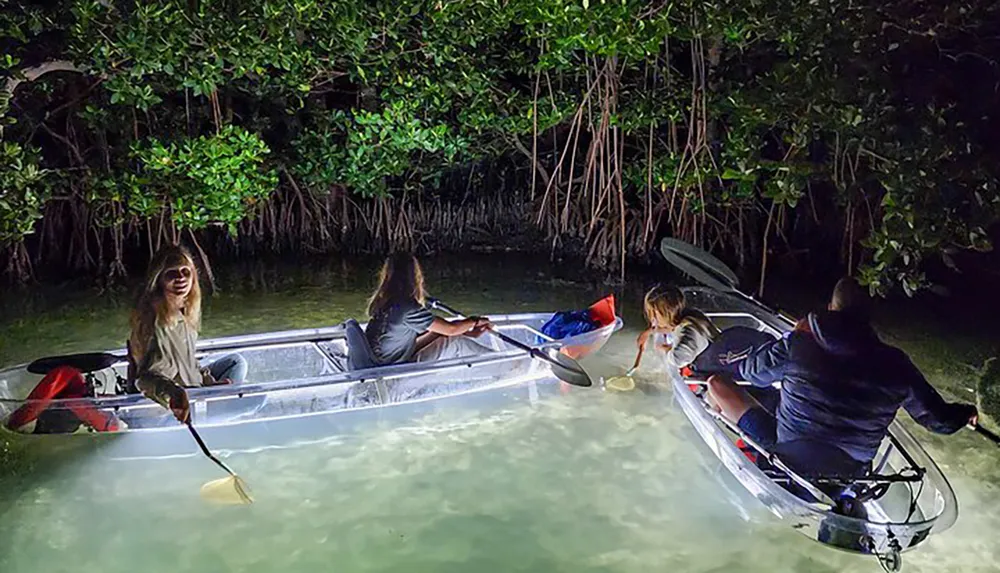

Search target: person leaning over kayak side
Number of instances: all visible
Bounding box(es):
[363,253,495,366]
[129,245,248,424]
[707,277,978,479]
[636,284,721,370]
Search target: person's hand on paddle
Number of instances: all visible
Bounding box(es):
[467,317,494,338]
[167,385,190,424]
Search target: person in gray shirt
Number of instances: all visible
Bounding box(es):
[635,284,720,369]
[364,253,493,366]
[129,245,247,424]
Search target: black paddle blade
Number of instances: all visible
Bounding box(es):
[659,238,740,292]
[427,298,594,387]
[532,347,592,387]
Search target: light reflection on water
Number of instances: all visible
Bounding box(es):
[1,255,998,573]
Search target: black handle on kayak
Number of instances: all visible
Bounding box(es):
[427,299,593,388]
[186,421,237,477]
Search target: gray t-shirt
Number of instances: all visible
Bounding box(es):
[364,300,435,365]
[665,309,721,368]
[136,317,208,407]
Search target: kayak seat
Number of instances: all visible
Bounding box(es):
[27,353,120,376]
[343,319,377,371]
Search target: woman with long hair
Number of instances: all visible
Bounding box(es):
[129,244,247,423]
[364,253,494,365]
[636,284,720,369]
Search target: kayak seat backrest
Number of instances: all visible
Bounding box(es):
[689,326,776,377]
[343,319,377,371]
[587,294,617,328]
[26,353,120,376]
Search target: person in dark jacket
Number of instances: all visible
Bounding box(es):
[707,277,977,477]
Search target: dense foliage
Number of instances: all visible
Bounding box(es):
[1,0,998,292]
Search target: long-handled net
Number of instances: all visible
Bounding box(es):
[186,421,254,505]
[201,474,254,505]
[603,367,636,392]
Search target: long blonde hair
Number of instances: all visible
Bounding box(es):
[128,245,202,364]
[643,284,689,329]
[367,253,426,317]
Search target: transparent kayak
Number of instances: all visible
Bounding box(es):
[662,287,957,572]
[0,312,621,457]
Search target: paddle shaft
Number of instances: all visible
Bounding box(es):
[973,424,1000,446]
[431,300,560,360]
[186,421,237,477]
[427,299,592,386]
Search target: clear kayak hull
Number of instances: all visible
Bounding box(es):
[0,312,621,457]
[662,287,957,566]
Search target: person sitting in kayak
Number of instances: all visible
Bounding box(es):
[706,277,978,478]
[636,284,720,369]
[130,245,248,424]
[364,253,495,366]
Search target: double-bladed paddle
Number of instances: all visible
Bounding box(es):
[428,299,593,388]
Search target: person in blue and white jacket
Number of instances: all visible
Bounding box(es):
[707,277,977,478]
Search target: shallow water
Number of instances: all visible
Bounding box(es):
[1,255,998,573]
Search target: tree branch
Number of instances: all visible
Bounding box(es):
[38,121,86,165]
[508,134,552,188]
[4,60,90,96]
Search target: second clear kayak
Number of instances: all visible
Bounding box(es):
[660,286,957,572]
[0,309,622,458]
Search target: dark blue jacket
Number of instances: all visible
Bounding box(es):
[738,310,975,464]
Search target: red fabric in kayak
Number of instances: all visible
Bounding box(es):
[735,438,758,463]
[587,294,616,328]
[5,366,117,432]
